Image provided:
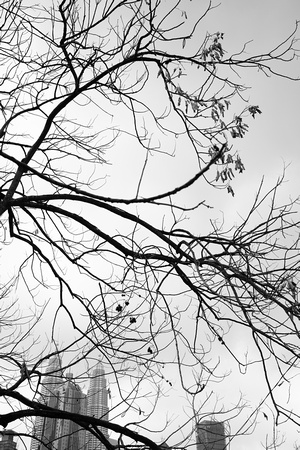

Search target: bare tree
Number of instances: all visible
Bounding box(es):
[0,0,299,449]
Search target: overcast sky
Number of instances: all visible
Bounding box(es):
[182,2,300,449]
[96,2,300,449]
[201,0,300,213]
[134,2,300,449]
[2,1,300,449]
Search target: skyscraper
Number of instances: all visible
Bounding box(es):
[86,362,109,450]
[196,420,227,450]
[55,373,86,450]
[30,355,63,450]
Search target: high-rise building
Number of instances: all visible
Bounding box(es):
[55,373,86,450]
[30,355,63,450]
[30,358,109,450]
[196,420,227,450]
[0,431,17,450]
[86,362,109,450]
[78,392,88,450]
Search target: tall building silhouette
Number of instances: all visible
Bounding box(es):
[30,359,108,450]
[55,373,86,450]
[196,420,227,450]
[30,355,63,450]
[86,362,109,450]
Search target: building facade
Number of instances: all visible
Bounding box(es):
[86,363,109,450]
[0,431,17,450]
[55,373,86,450]
[30,355,63,450]
[30,359,108,450]
[196,420,227,450]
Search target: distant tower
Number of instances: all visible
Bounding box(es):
[55,373,86,450]
[30,355,63,450]
[86,362,109,450]
[0,431,17,450]
[196,420,227,450]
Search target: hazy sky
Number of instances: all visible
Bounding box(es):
[133,2,300,449]
[1,1,300,449]
[98,2,300,449]
[185,2,300,449]
[104,0,300,219]
[202,0,300,211]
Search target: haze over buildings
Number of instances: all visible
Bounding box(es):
[30,357,109,450]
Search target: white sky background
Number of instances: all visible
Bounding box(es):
[204,0,300,212]
[179,3,300,450]
[100,2,300,449]
[171,2,300,449]
[1,1,300,449]
[103,0,300,208]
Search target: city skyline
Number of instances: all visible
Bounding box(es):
[30,358,109,450]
